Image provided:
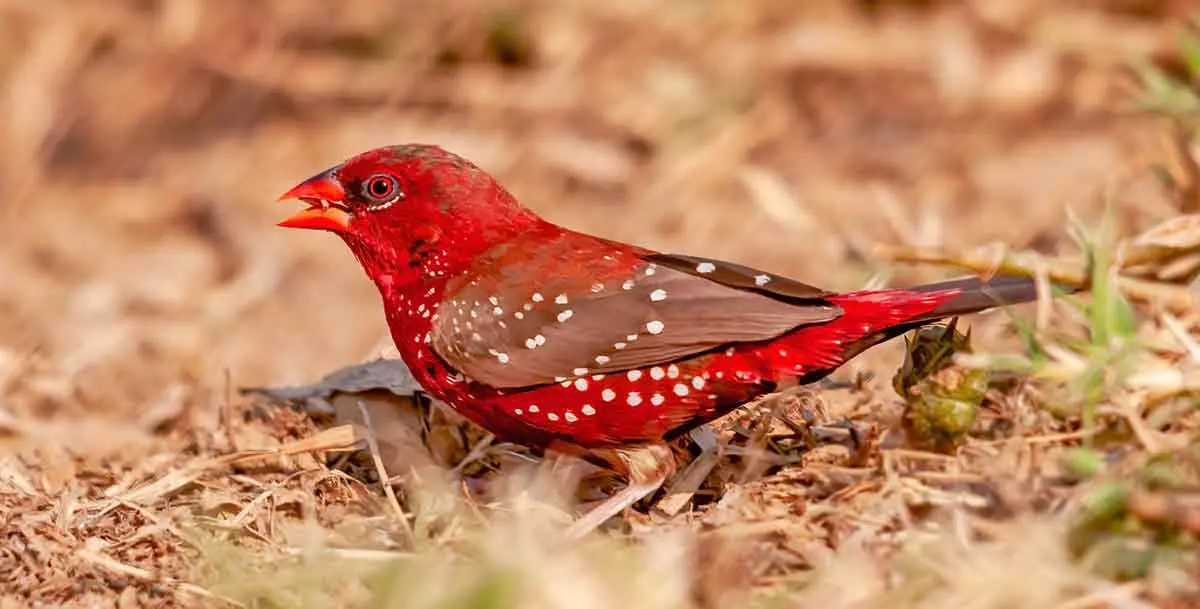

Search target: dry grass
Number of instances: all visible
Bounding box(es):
[2,0,1199,607]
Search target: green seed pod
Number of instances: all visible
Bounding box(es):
[893,319,987,453]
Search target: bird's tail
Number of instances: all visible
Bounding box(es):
[776,274,1062,383]
[902,274,1051,324]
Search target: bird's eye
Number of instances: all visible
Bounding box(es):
[362,174,402,207]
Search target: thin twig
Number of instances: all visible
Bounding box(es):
[280,546,413,562]
[1160,312,1200,362]
[878,245,1197,313]
[356,400,416,546]
[1054,581,1148,609]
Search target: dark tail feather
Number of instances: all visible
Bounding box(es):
[853,274,1065,358]
[792,274,1072,384]
[906,274,1069,324]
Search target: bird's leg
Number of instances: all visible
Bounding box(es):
[563,443,676,539]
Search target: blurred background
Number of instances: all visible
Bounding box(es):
[0,0,1192,442]
[5,1,1200,606]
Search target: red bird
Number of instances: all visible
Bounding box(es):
[278,144,1043,535]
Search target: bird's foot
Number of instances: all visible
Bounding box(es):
[564,474,669,539]
[814,370,873,391]
[564,444,676,539]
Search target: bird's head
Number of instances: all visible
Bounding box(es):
[278,144,544,289]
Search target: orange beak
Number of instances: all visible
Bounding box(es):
[276,168,352,232]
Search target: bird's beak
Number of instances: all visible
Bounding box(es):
[276,167,352,232]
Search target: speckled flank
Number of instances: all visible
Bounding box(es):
[482,287,946,445]
[474,347,775,443]
[379,266,956,447]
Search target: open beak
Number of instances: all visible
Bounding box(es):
[276,167,352,232]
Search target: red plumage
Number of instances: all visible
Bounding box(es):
[277,144,1044,534]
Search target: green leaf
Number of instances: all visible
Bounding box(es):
[1063,447,1107,480]
[1179,24,1200,81]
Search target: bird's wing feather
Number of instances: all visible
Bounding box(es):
[430,232,842,388]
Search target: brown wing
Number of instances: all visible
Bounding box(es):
[430,231,843,388]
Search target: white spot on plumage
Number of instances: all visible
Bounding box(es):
[535,334,546,346]
[515,408,523,415]
[628,370,642,381]
[673,383,689,396]
[649,288,667,302]
[601,389,616,402]
[548,413,560,421]
[650,393,665,406]
[555,294,569,304]
[496,352,510,364]
[627,392,642,406]
[778,349,788,357]
[525,337,538,349]
[627,334,639,342]
[592,374,605,381]
[557,309,574,322]
[573,367,589,376]
[645,265,657,276]
[488,296,499,306]
[595,355,611,365]
[564,412,578,422]
[523,303,533,311]
[493,306,503,315]
[696,262,716,273]
[667,364,679,378]
[529,405,540,413]
[532,292,544,302]
[554,376,567,383]
[646,320,665,335]
[691,376,705,390]
[582,404,596,415]
[574,378,588,391]
[590,283,604,293]
[515,312,525,319]
[471,332,482,342]
[614,342,627,350]
[622,280,635,290]
[650,367,665,380]
[754,274,771,286]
